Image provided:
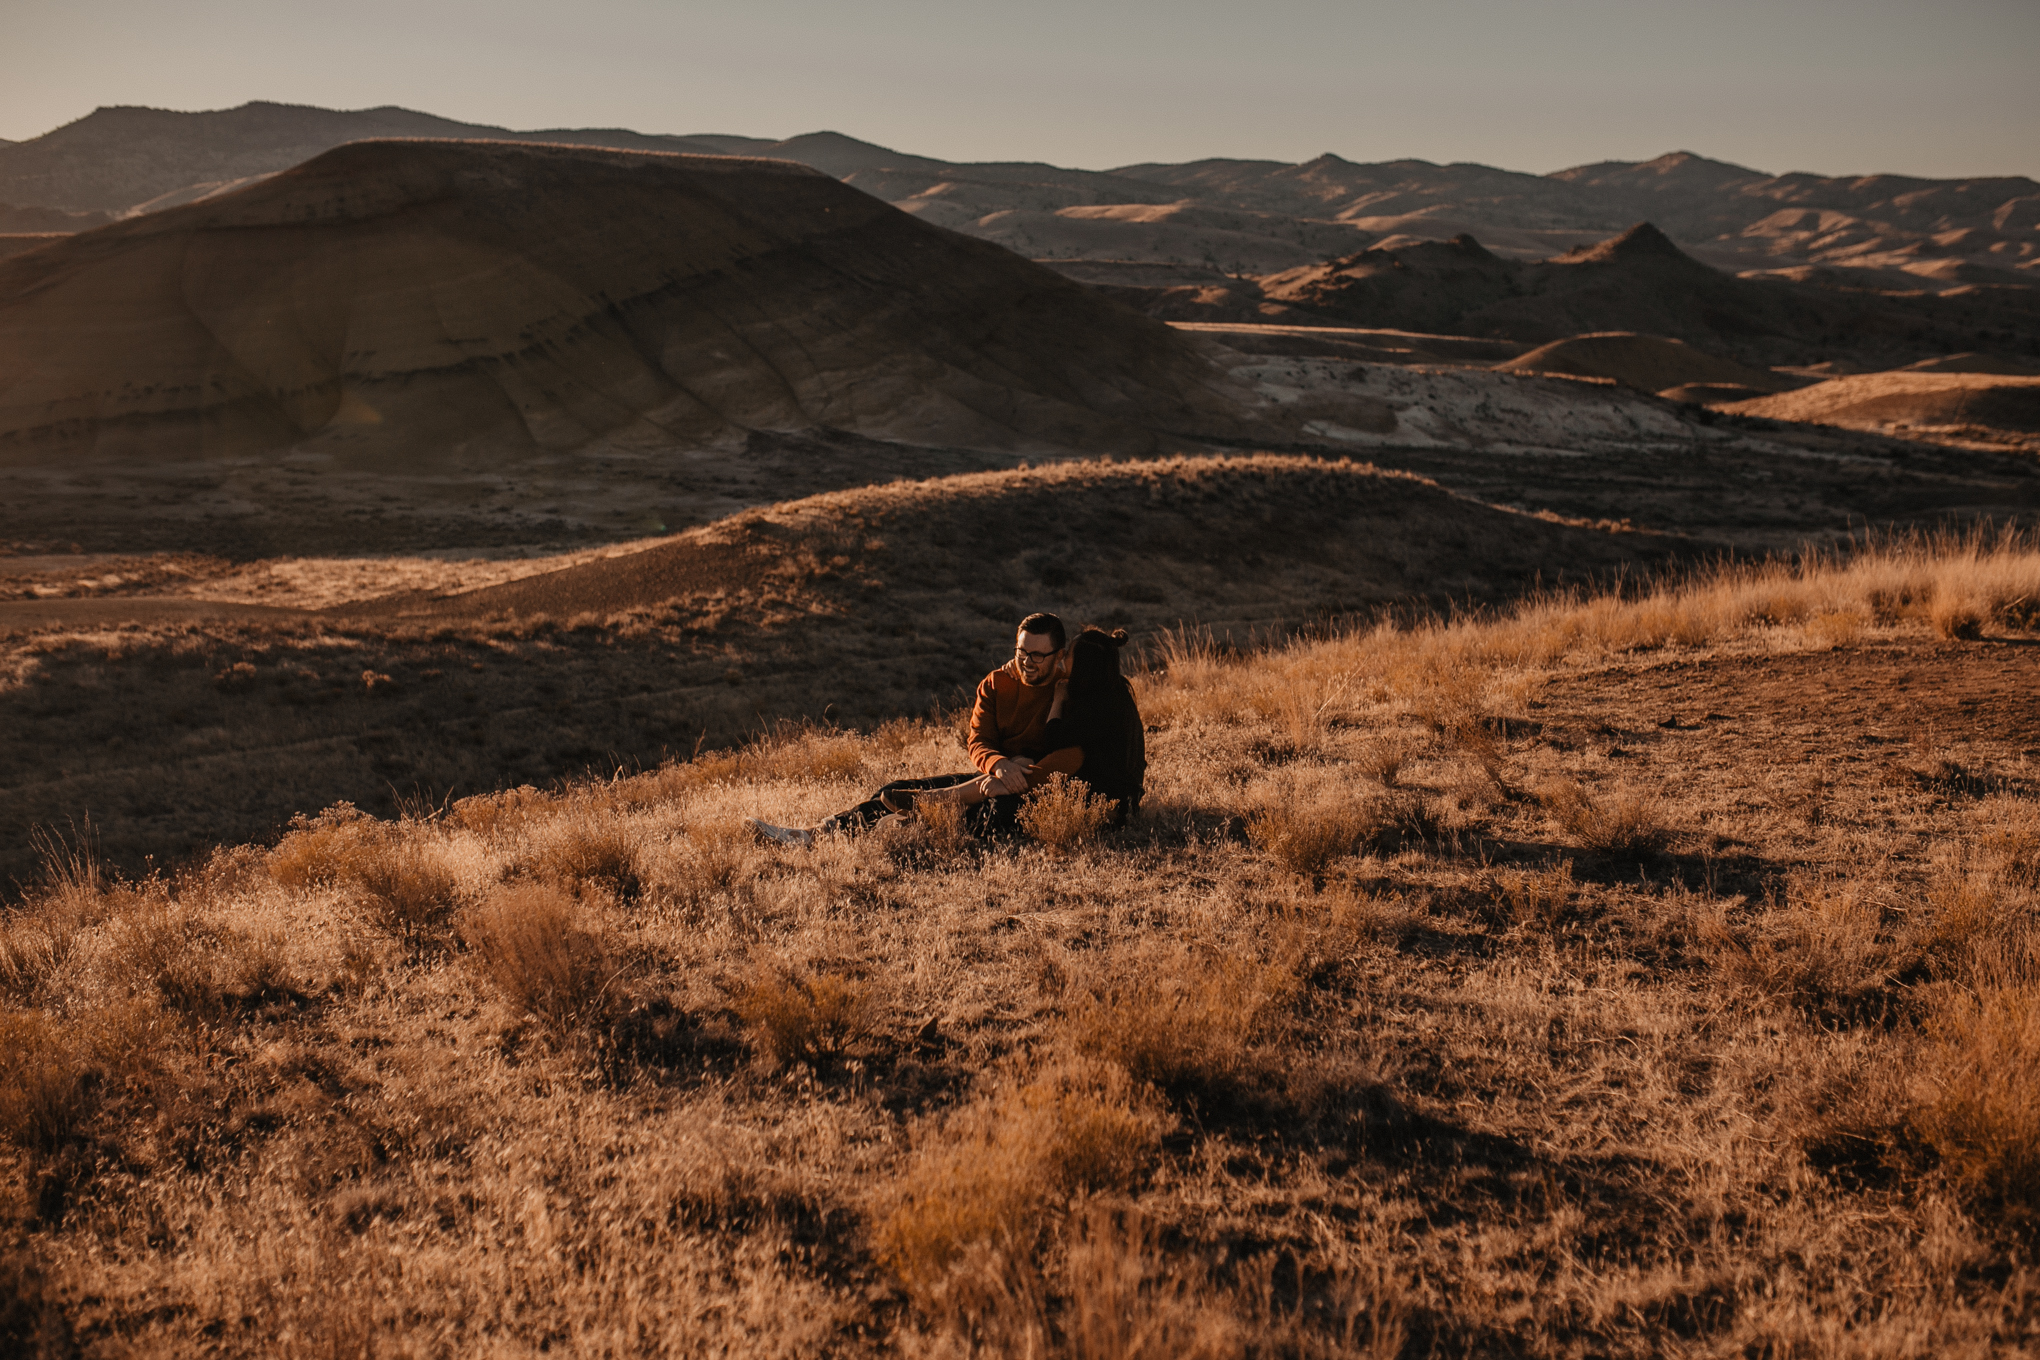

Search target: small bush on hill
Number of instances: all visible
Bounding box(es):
[1019,774,1113,853]
[527,816,647,902]
[1066,952,1295,1097]
[1538,778,1669,857]
[735,964,878,1068]
[0,1009,91,1154]
[352,839,463,952]
[468,884,617,1034]
[1915,982,2040,1230]
[878,1061,1169,1304]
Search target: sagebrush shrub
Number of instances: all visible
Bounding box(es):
[1702,877,1907,1024]
[1066,954,1293,1095]
[1018,774,1113,853]
[352,840,463,951]
[528,816,646,901]
[0,1009,91,1154]
[1538,779,1669,857]
[1248,799,1371,879]
[468,884,617,1033]
[268,803,381,889]
[648,818,756,914]
[735,965,877,1067]
[877,1061,1168,1302]
[106,898,292,1018]
[0,913,75,1005]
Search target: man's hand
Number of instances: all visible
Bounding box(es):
[990,756,1034,795]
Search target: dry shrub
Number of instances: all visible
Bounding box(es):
[878,1062,1169,1303]
[268,802,380,889]
[1493,859,1578,930]
[1931,592,1987,641]
[468,884,617,1033]
[1248,784,1427,879]
[0,911,78,1005]
[448,785,554,839]
[1019,774,1114,853]
[1915,982,2040,1228]
[1355,734,1416,788]
[1538,779,1669,857]
[106,896,292,1018]
[527,816,647,901]
[648,818,756,915]
[1704,877,1907,1024]
[1066,953,1294,1095]
[1918,866,2029,965]
[1975,797,2040,888]
[0,1009,91,1154]
[735,964,878,1068]
[351,838,463,951]
[1804,608,1869,647]
[745,727,868,784]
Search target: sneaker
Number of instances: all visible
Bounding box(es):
[745,818,814,849]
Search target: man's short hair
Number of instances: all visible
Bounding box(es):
[1017,612,1066,650]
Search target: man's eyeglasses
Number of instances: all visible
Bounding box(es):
[1014,646,1061,663]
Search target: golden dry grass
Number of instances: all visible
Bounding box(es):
[6,537,2040,1355]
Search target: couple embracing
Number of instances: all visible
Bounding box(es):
[747,612,1145,847]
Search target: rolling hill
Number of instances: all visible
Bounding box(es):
[0,139,1265,553]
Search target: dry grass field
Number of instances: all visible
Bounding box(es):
[5,534,2040,1356]
[0,457,1678,888]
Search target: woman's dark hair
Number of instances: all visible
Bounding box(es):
[1017,612,1066,651]
[1066,626,1131,695]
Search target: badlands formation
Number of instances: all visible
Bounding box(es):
[0,140,1272,553]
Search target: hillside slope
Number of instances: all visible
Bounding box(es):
[0,139,1265,552]
[0,455,1676,880]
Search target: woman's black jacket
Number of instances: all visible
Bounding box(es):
[1040,677,1146,816]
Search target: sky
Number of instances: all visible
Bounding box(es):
[5,0,2037,179]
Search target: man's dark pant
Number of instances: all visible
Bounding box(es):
[819,773,1023,837]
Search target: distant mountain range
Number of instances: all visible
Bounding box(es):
[2,102,2034,294]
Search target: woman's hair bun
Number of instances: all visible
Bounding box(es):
[1108,628,1130,648]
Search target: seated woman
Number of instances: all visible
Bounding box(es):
[895,626,1145,827]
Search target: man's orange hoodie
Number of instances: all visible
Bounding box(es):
[966,661,1083,784]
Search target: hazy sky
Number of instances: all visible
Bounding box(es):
[6,0,2036,178]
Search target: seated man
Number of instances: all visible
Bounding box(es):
[746,611,1080,847]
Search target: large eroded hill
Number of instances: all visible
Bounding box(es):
[0,139,1265,554]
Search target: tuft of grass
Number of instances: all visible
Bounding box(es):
[1248,791,1400,879]
[735,964,878,1068]
[267,802,380,889]
[106,895,293,1019]
[1804,608,1869,647]
[1703,876,1908,1024]
[351,838,463,952]
[1065,952,1295,1096]
[647,818,757,915]
[1915,982,2040,1229]
[1019,773,1114,853]
[527,816,647,902]
[0,1009,91,1154]
[467,884,618,1034]
[877,1062,1169,1303]
[1538,778,1669,857]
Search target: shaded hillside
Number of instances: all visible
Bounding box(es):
[0,139,1264,554]
[1250,224,2040,369]
[0,455,1678,881]
[356,453,1673,632]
